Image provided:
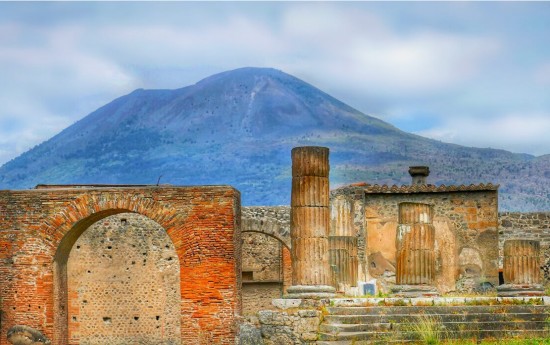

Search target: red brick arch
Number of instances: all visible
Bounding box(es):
[0,186,241,345]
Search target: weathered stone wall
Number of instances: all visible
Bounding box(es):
[331,188,499,294]
[242,232,282,282]
[499,212,550,282]
[241,232,284,315]
[241,206,290,249]
[67,213,181,345]
[242,283,283,316]
[241,207,290,315]
[257,299,323,345]
[0,186,241,345]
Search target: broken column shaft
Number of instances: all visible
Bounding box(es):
[286,146,335,298]
[497,239,544,296]
[329,196,358,290]
[392,202,438,297]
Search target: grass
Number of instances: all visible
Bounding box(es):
[443,339,550,345]
[399,312,550,345]
[406,314,444,345]
[442,290,498,298]
[350,338,550,345]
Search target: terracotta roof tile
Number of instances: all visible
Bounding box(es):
[334,182,499,194]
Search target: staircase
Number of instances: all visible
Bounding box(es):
[318,299,550,344]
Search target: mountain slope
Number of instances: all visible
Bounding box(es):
[0,67,548,211]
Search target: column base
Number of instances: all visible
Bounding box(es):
[391,284,439,298]
[285,285,336,299]
[497,283,545,297]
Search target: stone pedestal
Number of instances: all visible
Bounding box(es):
[392,202,438,297]
[287,146,335,298]
[497,240,544,297]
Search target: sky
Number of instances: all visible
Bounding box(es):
[0,2,549,165]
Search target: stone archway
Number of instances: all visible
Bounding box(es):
[241,207,291,250]
[0,186,241,345]
[241,207,291,315]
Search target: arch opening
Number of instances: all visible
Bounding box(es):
[240,231,291,315]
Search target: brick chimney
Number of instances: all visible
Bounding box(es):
[408,166,430,185]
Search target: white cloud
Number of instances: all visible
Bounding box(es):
[276,4,500,96]
[417,113,550,156]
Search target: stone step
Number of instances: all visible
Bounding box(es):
[318,328,550,342]
[329,297,550,308]
[326,304,548,316]
[322,311,549,324]
[319,304,550,343]
[320,320,548,333]
[317,341,415,345]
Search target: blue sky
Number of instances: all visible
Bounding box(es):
[0,2,549,165]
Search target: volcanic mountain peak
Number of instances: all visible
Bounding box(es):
[0,67,548,211]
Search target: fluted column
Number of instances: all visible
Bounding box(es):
[286,146,335,298]
[497,239,544,296]
[329,236,358,288]
[392,202,438,297]
[329,196,358,290]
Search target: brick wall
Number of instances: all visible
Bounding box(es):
[0,186,241,345]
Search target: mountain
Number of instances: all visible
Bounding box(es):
[0,67,548,211]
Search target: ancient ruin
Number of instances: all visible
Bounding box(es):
[392,202,438,297]
[256,147,549,344]
[1,146,549,344]
[498,239,544,296]
[330,167,500,295]
[286,147,335,298]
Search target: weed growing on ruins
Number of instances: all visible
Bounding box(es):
[392,299,408,306]
[377,291,390,298]
[445,339,550,345]
[405,314,444,345]
[443,290,497,298]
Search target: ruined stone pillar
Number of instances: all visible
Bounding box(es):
[329,236,358,288]
[497,239,544,297]
[286,146,336,298]
[392,202,438,297]
[329,196,358,290]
